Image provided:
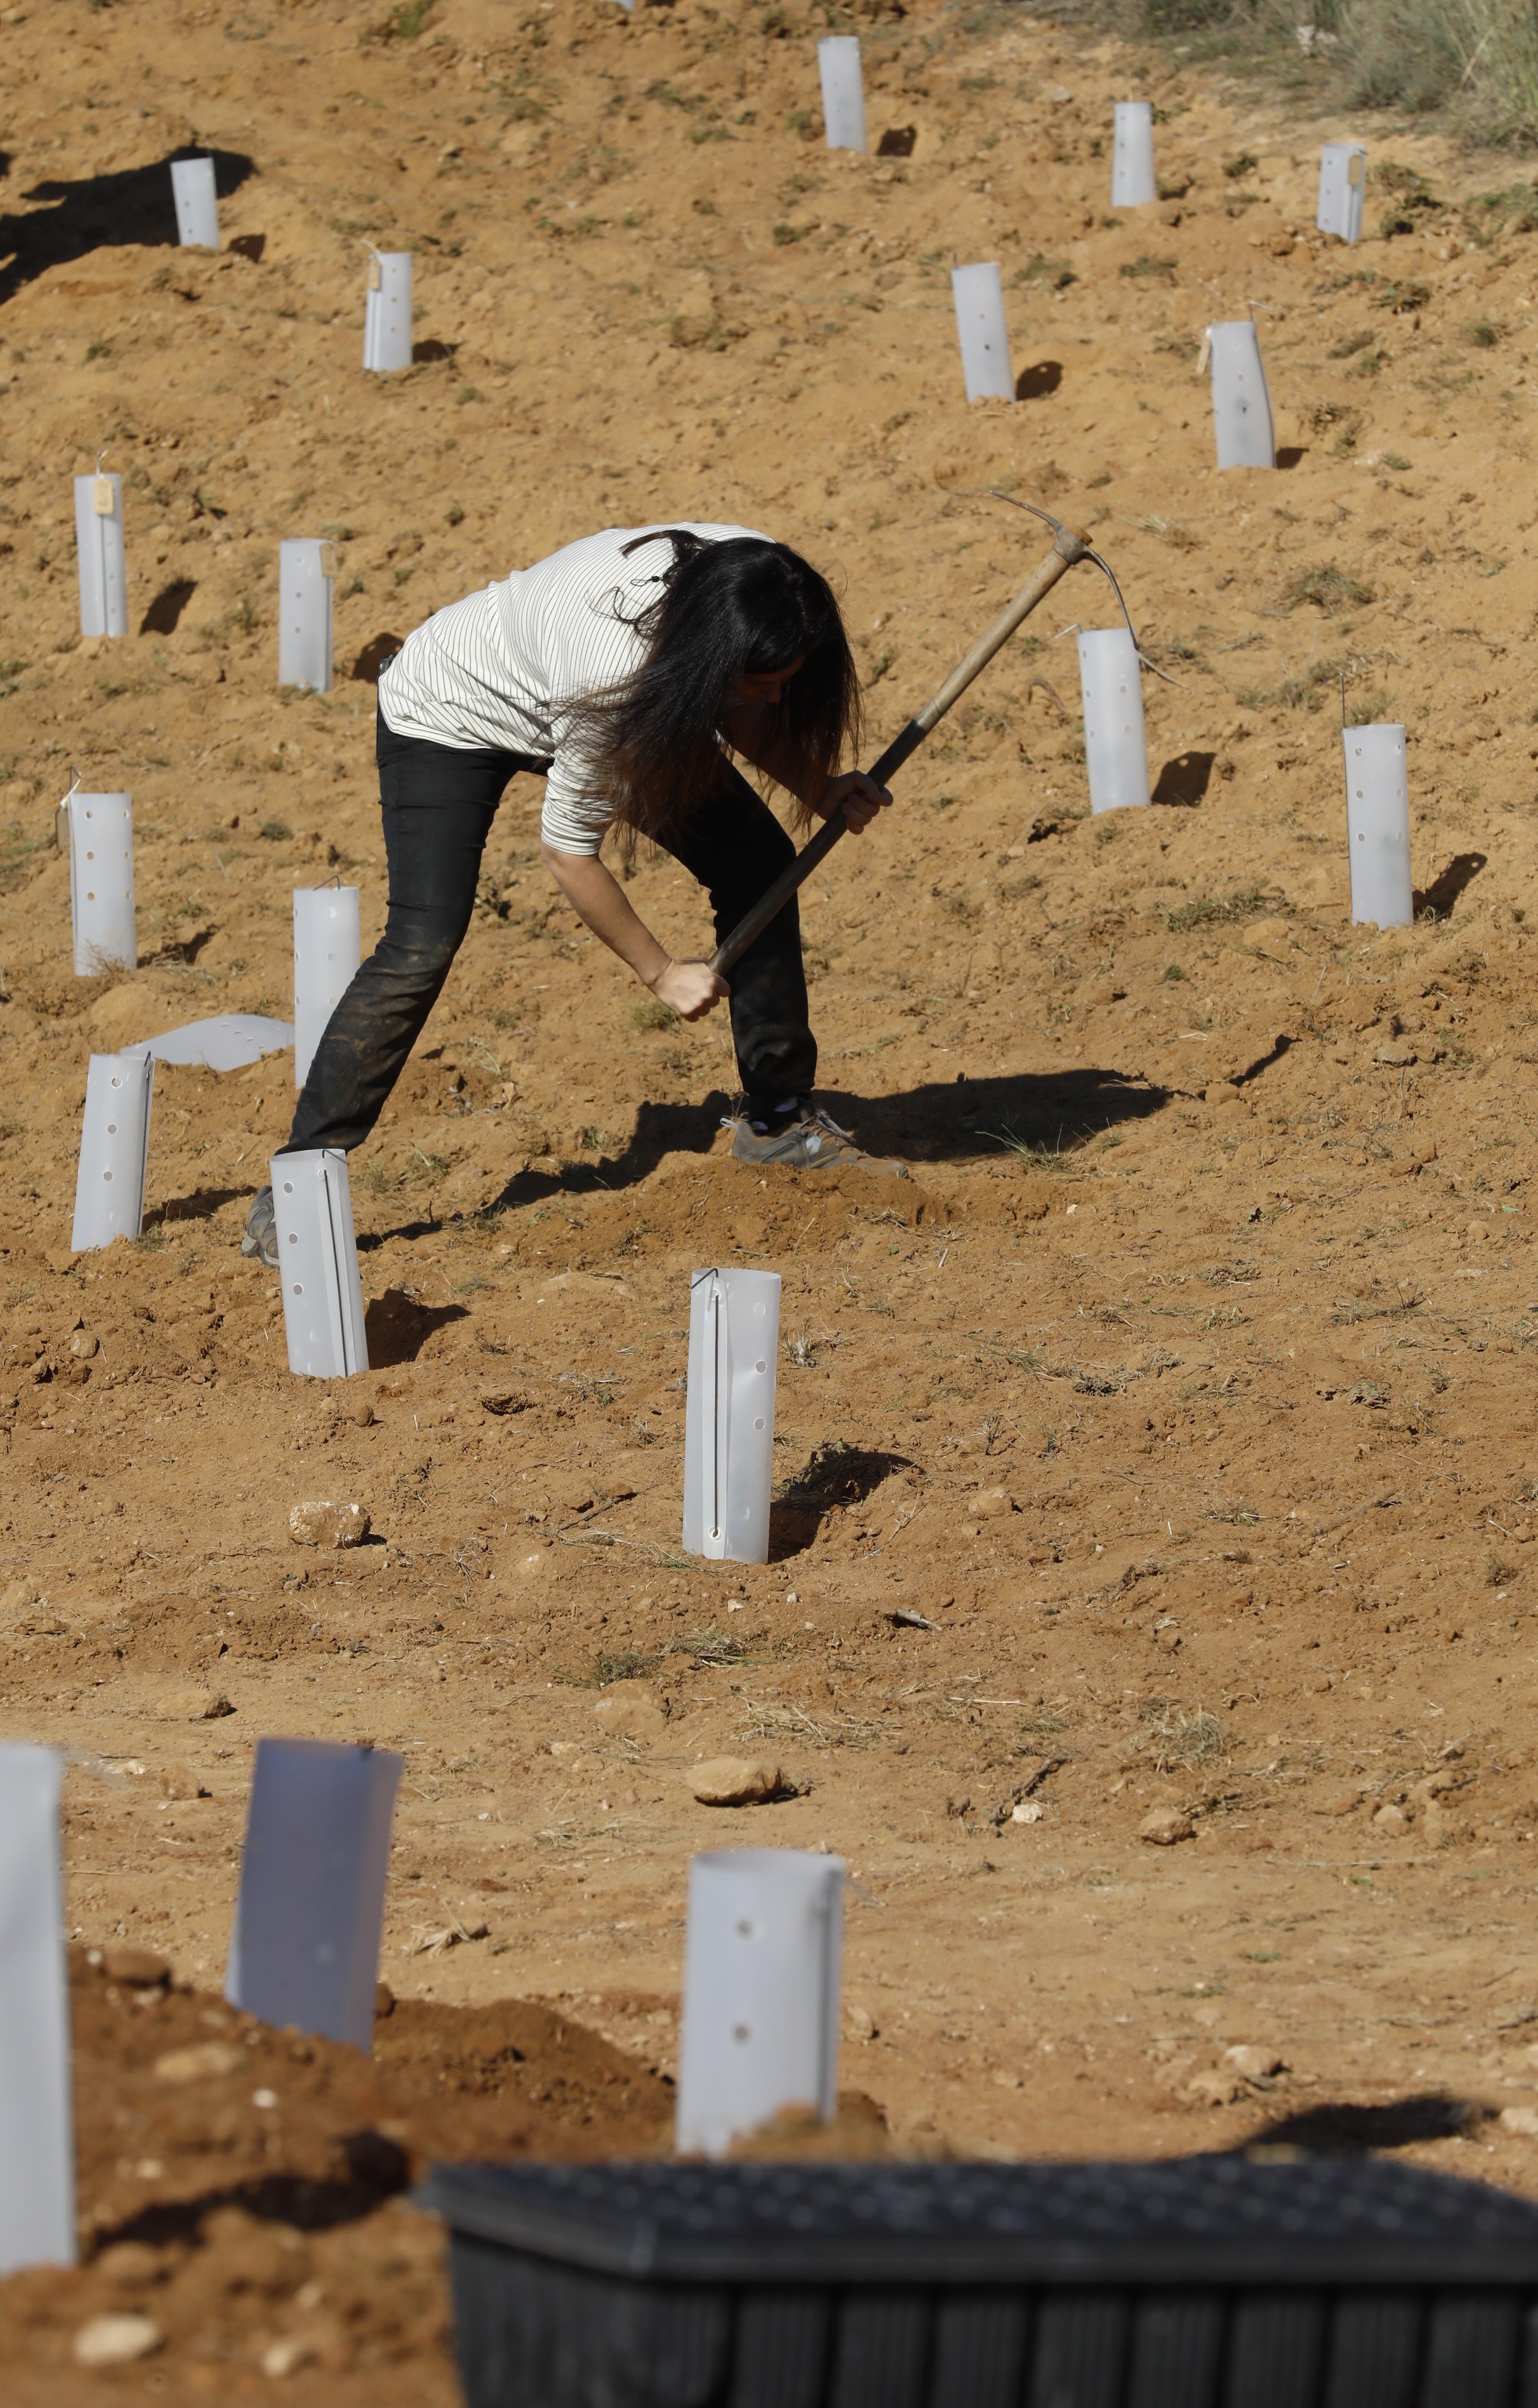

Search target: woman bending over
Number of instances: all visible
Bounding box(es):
[243,520,901,1267]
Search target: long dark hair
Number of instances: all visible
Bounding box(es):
[571,530,861,854]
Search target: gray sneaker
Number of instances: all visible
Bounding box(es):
[730,1104,909,1178]
[241,1183,279,1267]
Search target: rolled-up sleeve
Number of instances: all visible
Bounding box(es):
[539,756,615,856]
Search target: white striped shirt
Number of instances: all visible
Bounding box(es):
[377,521,764,856]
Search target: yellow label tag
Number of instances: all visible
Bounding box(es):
[1195,333,1211,379]
[318,542,339,581]
[56,803,71,853]
[1347,151,1366,187]
[93,476,114,516]
[367,256,382,291]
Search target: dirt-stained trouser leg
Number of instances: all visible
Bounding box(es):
[281,709,545,1157]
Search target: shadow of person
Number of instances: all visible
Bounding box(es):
[1015,360,1063,400]
[1152,749,1216,808]
[0,148,257,307]
[485,1093,734,1212]
[770,1441,915,1560]
[140,579,196,637]
[1414,850,1487,920]
[144,1186,246,1228]
[363,1288,470,1367]
[1238,2093,1479,2156]
[820,1068,1167,1168]
[352,631,405,683]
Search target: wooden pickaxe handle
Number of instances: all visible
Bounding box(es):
[709,518,1092,977]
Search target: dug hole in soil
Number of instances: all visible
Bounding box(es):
[7,0,1538,2396]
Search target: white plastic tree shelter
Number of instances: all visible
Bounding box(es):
[225,1738,403,2052]
[278,540,335,694]
[73,470,126,639]
[1077,628,1150,814]
[1207,321,1276,470]
[271,1147,370,1379]
[293,885,361,1087]
[1343,723,1413,928]
[0,1747,74,2275]
[675,1849,844,2158]
[1317,143,1367,243]
[682,1266,779,1565]
[63,786,135,975]
[951,262,1013,403]
[71,1050,154,1253]
[1111,102,1156,207]
[818,35,867,152]
[170,156,220,249]
[363,251,413,373]
[133,1014,294,1072]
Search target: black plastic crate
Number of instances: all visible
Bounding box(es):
[418,2155,1538,2408]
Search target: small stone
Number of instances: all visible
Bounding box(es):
[261,2337,319,2379]
[945,1793,972,1819]
[689,1756,783,1807]
[101,1946,169,1989]
[375,1981,395,2019]
[593,1681,668,1744]
[353,1399,376,1428]
[69,1331,99,1358]
[973,1487,1015,1519]
[1185,2069,1245,2108]
[158,1765,209,1801]
[289,1499,370,1549]
[73,2314,163,2368]
[1011,1800,1045,1824]
[1375,1039,1417,1067]
[1224,2043,1286,2080]
[844,2002,878,2042]
[153,2040,243,2084]
[1372,1802,1410,1833]
[481,1389,532,1416]
[160,1688,235,1722]
[95,2242,163,2289]
[1141,1808,1195,1846]
[1500,2105,1538,2137]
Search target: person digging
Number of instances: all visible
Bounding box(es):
[242,522,904,1268]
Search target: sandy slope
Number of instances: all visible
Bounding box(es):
[7,0,1538,2389]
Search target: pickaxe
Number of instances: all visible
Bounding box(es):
[710,505,1121,977]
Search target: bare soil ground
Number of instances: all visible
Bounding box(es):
[7,0,1538,2393]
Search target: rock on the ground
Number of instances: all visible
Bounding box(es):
[73,2315,163,2368]
[288,1498,370,1548]
[974,1487,1015,1519]
[1184,2069,1246,2109]
[158,1764,209,1801]
[1500,2105,1538,2137]
[593,1681,668,1744]
[153,2041,243,2084]
[1140,1808,1195,1846]
[100,1946,169,1988]
[689,1756,783,1806]
[1224,2043,1286,2080]
[159,1688,235,1721]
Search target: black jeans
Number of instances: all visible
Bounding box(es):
[282,709,816,1156]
